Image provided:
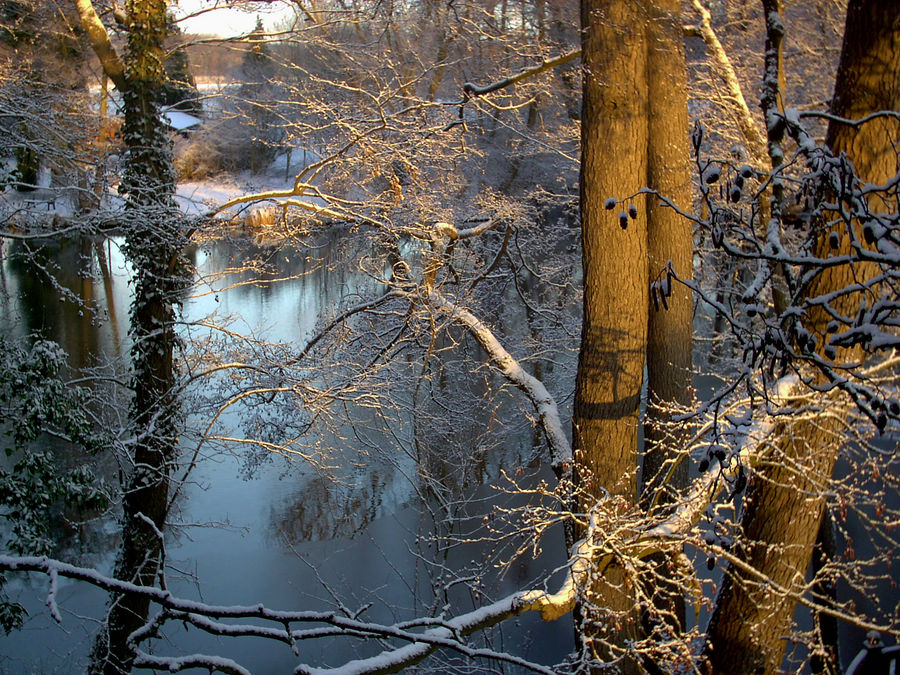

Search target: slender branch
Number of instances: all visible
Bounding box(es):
[422,291,572,476]
[0,379,830,675]
[462,49,581,98]
[798,109,900,128]
[294,290,404,363]
[690,0,768,168]
[133,652,251,675]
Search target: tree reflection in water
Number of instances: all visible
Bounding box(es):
[0,225,578,671]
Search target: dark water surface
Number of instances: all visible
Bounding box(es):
[0,233,575,672]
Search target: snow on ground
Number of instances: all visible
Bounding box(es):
[176,150,325,218]
[176,175,257,216]
[1,148,319,222]
[182,147,307,209]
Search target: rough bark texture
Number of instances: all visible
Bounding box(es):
[642,0,693,640]
[643,0,693,510]
[825,0,900,185]
[704,2,899,673]
[703,414,842,675]
[575,1,648,670]
[577,0,648,515]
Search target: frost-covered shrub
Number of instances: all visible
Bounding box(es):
[174,135,224,180]
[174,116,281,178]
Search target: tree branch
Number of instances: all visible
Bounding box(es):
[462,49,581,98]
[72,0,126,91]
[690,0,768,168]
[422,290,573,477]
[0,377,819,675]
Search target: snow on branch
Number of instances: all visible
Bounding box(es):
[0,383,805,675]
[422,291,572,476]
[133,652,251,675]
[689,0,768,169]
[72,0,126,91]
[462,49,581,98]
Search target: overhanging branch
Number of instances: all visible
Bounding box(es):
[690,0,768,169]
[0,385,809,675]
[462,49,581,98]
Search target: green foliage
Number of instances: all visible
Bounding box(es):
[0,338,109,634]
[0,575,25,635]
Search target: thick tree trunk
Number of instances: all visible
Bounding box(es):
[643,0,693,511]
[575,1,648,670]
[704,2,899,673]
[825,0,900,183]
[703,414,842,675]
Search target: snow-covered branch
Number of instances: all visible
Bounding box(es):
[422,290,572,476]
[689,0,768,169]
[0,373,819,675]
[462,49,581,98]
[71,0,126,90]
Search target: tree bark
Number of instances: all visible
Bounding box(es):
[575,0,648,670]
[642,0,694,640]
[78,0,185,671]
[704,2,899,673]
[643,0,693,512]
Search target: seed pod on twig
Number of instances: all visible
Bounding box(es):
[704,165,721,184]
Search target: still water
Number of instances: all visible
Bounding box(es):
[0,231,575,672]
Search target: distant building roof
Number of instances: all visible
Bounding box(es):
[161,108,201,131]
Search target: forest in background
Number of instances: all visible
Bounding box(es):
[0,0,898,673]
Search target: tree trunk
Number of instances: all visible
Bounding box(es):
[84,0,185,671]
[642,0,693,638]
[704,2,899,673]
[703,413,842,675]
[575,0,648,670]
[643,0,693,512]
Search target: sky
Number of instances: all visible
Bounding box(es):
[172,0,297,37]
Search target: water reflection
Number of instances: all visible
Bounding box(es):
[0,236,128,571]
[271,472,385,544]
[1,236,130,366]
[0,228,577,672]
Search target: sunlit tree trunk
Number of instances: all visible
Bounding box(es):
[642,0,693,636]
[704,1,899,672]
[575,0,648,670]
[643,0,693,512]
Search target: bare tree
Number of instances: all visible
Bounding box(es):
[0,2,897,674]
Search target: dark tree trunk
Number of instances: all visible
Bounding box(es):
[86,0,186,671]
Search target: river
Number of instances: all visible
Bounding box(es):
[0,228,577,672]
